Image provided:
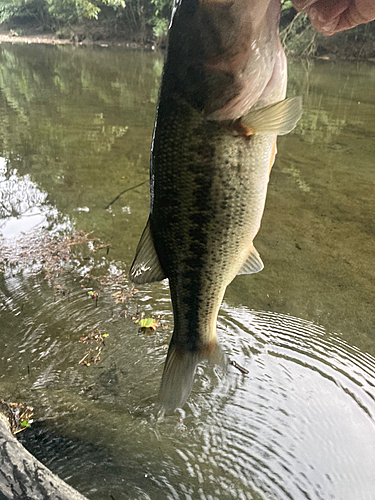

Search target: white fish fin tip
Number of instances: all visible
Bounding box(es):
[237,245,264,275]
[129,217,166,284]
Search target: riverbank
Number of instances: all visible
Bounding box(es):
[0,31,70,45]
[1,25,375,62]
[0,30,153,49]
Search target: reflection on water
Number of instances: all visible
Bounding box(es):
[0,44,375,499]
[0,156,61,237]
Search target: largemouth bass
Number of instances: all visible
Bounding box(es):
[129,0,302,410]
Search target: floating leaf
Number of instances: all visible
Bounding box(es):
[87,291,94,296]
[102,334,109,338]
[139,318,158,330]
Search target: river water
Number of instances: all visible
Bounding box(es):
[0,44,374,500]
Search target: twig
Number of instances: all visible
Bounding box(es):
[104,180,148,210]
[1,400,33,435]
[92,346,102,363]
[301,31,317,57]
[13,426,27,435]
[78,351,92,365]
[66,238,99,247]
[230,360,249,375]
[280,12,304,49]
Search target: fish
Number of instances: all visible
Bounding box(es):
[129,0,302,410]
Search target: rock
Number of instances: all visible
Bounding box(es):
[0,408,89,500]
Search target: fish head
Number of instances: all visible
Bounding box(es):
[165,0,287,119]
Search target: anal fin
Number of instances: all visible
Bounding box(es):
[129,217,166,284]
[237,245,264,275]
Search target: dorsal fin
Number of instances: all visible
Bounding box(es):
[129,218,166,284]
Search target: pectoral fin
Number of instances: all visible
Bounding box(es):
[237,245,264,275]
[129,218,166,284]
[240,96,302,136]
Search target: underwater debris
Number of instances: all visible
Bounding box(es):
[78,326,108,367]
[79,326,108,344]
[111,287,138,304]
[230,360,249,375]
[0,229,105,277]
[78,346,103,367]
[0,399,34,435]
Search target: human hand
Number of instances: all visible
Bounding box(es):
[291,0,375,35]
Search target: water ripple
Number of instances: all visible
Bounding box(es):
[179,305,375,500]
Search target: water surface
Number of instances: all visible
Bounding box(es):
[0,44,375,500]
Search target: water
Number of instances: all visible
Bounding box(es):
[0,43,375,500]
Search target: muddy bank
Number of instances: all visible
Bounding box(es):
[0,31,69,45]
[0,30,154,49]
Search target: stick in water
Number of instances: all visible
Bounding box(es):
[104,180,148,210]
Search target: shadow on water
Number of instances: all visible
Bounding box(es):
[0,45,375,499]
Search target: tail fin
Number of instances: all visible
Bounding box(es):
[159,340,225,411]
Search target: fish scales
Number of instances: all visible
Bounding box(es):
[129,0,302,409]
[152,100,273,296]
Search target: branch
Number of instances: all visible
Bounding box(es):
[104,180,148,210]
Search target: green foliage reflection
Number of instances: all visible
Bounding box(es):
[0,44,162,240]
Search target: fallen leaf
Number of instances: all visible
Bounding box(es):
[139,318,158,330]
